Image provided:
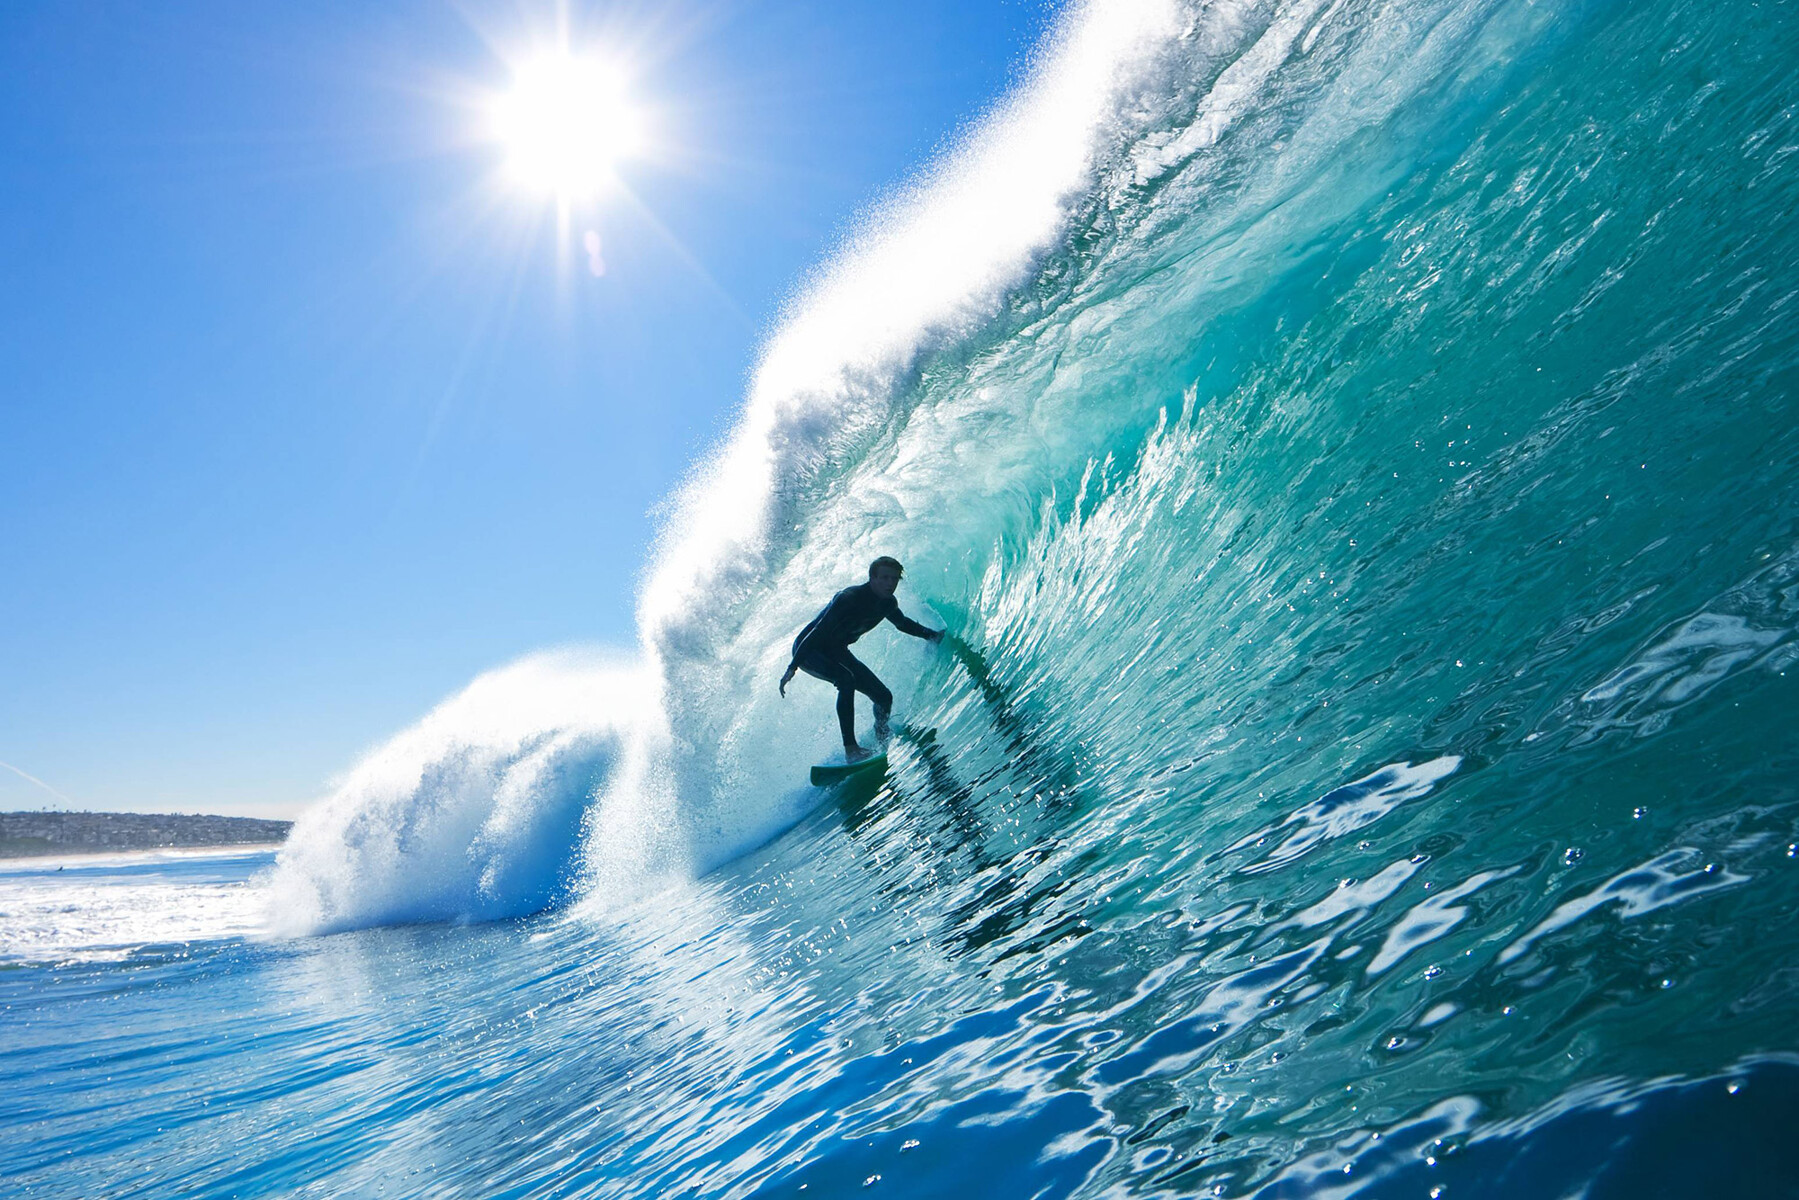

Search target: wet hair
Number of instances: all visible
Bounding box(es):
[869,556,904,579]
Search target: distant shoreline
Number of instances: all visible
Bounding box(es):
[0,811,293,860]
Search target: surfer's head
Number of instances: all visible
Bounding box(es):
[868,556,904,598]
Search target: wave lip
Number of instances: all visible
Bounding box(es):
[264,650,646,936]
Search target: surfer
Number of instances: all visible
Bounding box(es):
[780,556,944,761]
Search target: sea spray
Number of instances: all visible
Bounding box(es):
[266,651,640,933]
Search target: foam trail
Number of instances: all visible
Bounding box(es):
[266,650,644,934]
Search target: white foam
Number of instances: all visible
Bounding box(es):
[265,650,645,934]
[0,853,272,965]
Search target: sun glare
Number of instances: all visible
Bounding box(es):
[490,53,645,199]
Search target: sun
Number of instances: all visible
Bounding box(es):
[489,52,645,200]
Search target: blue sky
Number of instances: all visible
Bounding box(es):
[0,1,1054,817]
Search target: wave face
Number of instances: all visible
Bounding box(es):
[201,0,1799,1195]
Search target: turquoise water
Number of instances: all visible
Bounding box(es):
[7,0,1799,1195]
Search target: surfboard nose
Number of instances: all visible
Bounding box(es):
[809,752,889,787]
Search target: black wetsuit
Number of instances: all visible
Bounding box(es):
[789,583,936,746]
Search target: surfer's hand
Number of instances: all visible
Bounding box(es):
[779,663,796,696]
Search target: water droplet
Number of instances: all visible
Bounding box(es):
[863,1175,882,1188]
[1633,807,1647,819]
[1423,965,1443,979]
[1562,847,1584,865]
[1727,1082,1742,1096]
[1660,978,1674,989]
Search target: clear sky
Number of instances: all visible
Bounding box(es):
[0,1,1055,818]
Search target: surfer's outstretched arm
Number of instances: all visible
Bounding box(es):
[886,605,944,642]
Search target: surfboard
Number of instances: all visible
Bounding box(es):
[809,751,889,787]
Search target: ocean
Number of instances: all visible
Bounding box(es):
[5,0,1798,1195]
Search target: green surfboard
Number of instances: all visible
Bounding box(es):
[809,751,889,787]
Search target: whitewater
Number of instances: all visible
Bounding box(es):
[7,0,1799,1195]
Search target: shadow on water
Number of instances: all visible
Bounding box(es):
[815,627,1113,965]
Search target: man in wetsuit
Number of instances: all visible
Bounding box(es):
[780,556,944,760]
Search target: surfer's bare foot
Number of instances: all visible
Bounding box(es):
[845,744,873,763]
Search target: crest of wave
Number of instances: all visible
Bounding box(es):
[265,650,650,935]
